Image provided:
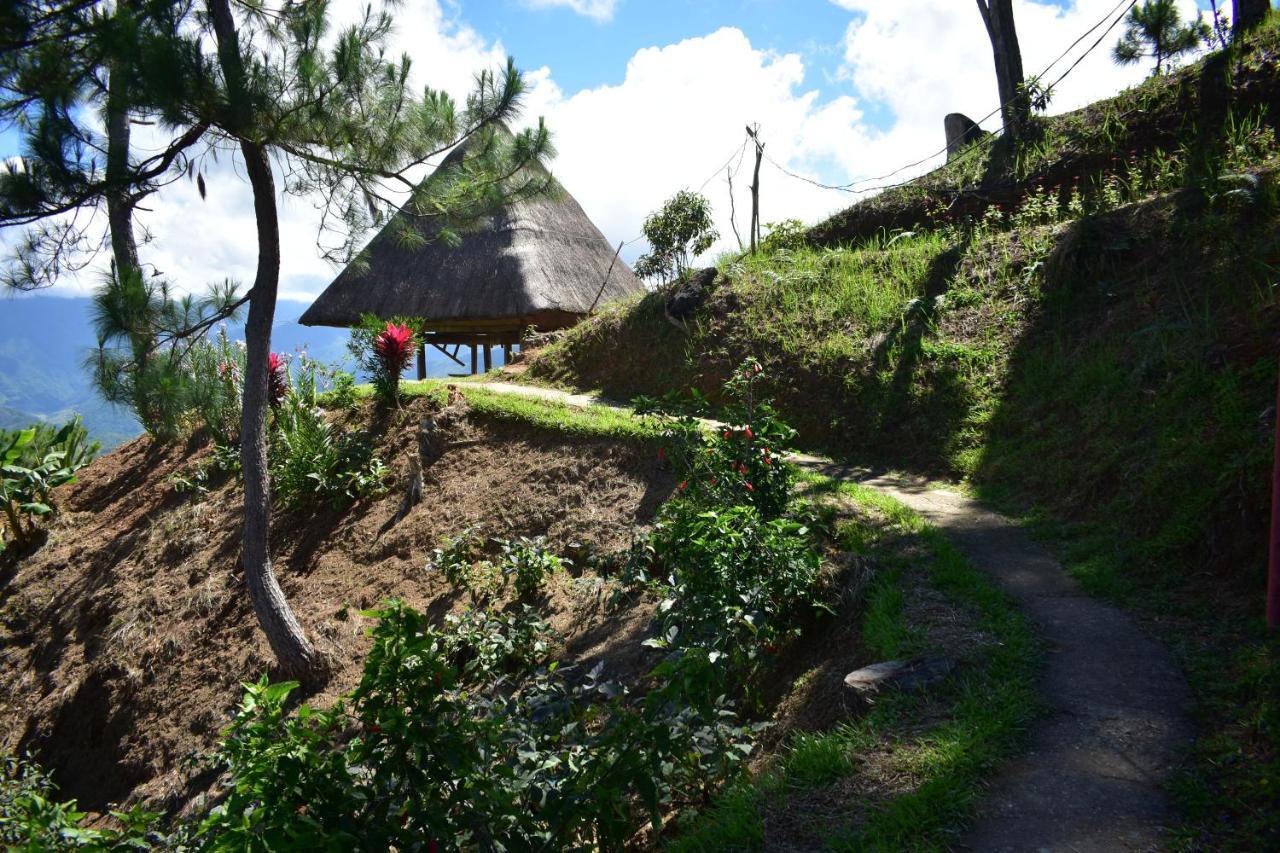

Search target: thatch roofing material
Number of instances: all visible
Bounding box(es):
[299,142,643,332]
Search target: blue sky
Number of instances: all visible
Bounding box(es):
[0,0,1235,300]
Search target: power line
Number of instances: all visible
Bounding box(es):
[761,0,1139,197]
[695,138,749,193]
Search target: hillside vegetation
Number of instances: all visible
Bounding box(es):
[526,23,1280,849]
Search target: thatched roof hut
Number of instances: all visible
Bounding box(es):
[299,134,643,373]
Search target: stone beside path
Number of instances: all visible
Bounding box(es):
[468,381,1196,852]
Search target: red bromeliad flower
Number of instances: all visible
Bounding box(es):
[738,463,748,475]
[745,482,754,492]
[374,322,415,380]
[744,426,754,440]
[679,480,688,491]
[267,352,289,407]
[723,429,732,439]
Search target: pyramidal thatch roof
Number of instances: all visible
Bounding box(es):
[299,135,644,334]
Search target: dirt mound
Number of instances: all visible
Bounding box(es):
[0,395,674,814]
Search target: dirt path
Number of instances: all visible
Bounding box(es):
[469,381,1195,851]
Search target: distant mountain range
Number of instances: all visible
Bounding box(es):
[0,295,497,450]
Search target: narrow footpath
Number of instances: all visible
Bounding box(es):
[468,381,1195,852]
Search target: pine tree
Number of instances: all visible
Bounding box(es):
[1113,0,1211,75]
[0,0,554,679]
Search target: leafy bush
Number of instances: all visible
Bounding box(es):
[0,418,98,550]
[269,358,388,510]
[427,527,481,587]
[760,219,808,254]
[193,601,756,850]
[498,535,566,599]
[643,501,825,677]
[0,754,158,849]
[641,358,797,519]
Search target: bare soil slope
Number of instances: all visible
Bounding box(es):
[0,396,674,815]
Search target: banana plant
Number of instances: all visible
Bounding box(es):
[1,419,97,550]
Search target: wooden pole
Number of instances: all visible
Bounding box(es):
[503,342,512,364]
[747,124,764,254]
[483,344,492,373]
[416,344,426,380]
[470,344,478,375]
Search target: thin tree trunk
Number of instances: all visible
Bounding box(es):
[976,0,1029,139]
[208,0,319,678]
[1234,0,1271,37]
[748,125,763,254]
[105,3,140,283]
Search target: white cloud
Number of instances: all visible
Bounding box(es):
[521,0,619,23]
[20,0,1217,302]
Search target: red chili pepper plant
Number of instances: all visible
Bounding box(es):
[637,357,796,519]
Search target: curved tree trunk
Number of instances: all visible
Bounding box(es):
[976,0,1029,140]
[208,0,319,679]
[1234,0,1272,37]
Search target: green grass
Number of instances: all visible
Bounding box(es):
[394,379,661,441]
[672,475,1038,851]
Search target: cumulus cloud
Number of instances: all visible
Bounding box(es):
[521,0,619,22]
[20,0,1216,300]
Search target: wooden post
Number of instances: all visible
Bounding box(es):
[503,343,512,364]
[483,344,492,373]
[470,344,478,375]
[416,344,427,381]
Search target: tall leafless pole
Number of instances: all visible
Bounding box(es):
[747,124,764,253]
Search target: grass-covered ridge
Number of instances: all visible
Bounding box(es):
[526,25,1280,849]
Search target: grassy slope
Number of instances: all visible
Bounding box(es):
[527,27,1280,850]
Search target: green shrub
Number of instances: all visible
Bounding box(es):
[193,601,755,850]
[269,358,388,510]
[641,358,797,520]
[1,418,98,550]
[643,501,825,677]
[0,754,158,849]
[498,535,566,599]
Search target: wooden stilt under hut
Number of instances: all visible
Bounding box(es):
[299,133,644,376]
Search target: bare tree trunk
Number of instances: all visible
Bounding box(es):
[1234,0,1272,36]
[976,0,1029,139]
[747,124,763,254]
[105,4,139,282]
[208,0,319,679]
